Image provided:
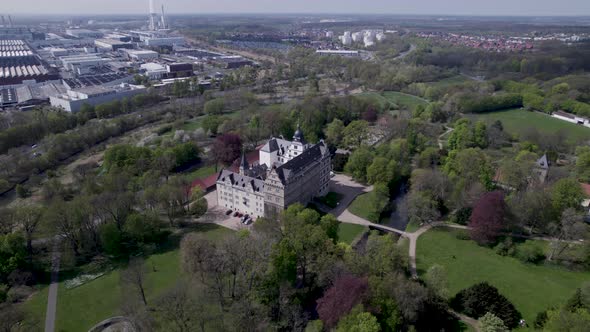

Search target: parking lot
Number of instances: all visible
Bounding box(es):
[200,190,253,230]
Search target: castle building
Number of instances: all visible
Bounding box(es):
[216,126,332,219]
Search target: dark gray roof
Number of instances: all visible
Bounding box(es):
[260,137,291,154]
[217,169,264,192]
[275,141,329,184]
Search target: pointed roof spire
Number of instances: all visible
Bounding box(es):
[239,149,249,172]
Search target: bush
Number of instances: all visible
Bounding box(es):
[451,282,521,328]
[452,207,472,225]
[494,238,516,257]
[515,243,545,264]
[533,310,549,329]
[0,284,7,303]
[15,184,29,198]
[6,286,33,303]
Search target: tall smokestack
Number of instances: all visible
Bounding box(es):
[8,15,13,27]
[148,0,158,30]
[161,5,166,29]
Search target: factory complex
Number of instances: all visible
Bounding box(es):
[0,1,257,110]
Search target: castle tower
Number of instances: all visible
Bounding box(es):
[239,150,249,175]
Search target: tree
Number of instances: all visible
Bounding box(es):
[443,148,494,191]
[201,115,224,136]
[343,120,369,148]
[345,148,373,183]
[12,205,43,262]
[335,305,380,332]
[317,275,369,329]
[155,282,212,332]
[479,312,509,332]
[451,282,521,328]
[575,151,590,182]
[548,208,588,261]
[204,99,225,115]
[212,133,242,167]
[543,308,590,332]
[325,119,345,148]
[367,157,398,185]
[121,258,149,306]
[367,183,390,223]
[15,184,29,198]
[552,178,585,215]
[407,191,441,226]
[189,187,208,218]
[507,189,553,235]
[469,191,506,245]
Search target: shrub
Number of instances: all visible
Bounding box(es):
[515,243,545,264]
[452,207,472,225]
[494,238,515,257]
[533,310,549,329]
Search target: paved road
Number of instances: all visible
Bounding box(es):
[44,240,61,332]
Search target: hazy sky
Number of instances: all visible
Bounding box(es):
[6,0,590,16]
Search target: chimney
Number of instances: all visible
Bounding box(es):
[161,5,166,29]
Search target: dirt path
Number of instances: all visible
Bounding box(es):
[44,239,61,332]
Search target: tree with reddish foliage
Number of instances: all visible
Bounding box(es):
[469,190,506,245]
[362,107,378,123]
[317,275,369,329]
[212,133,242,167]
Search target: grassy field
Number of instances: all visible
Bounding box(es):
[416,228,590,324]
[24,224,233,332]
[470,108,590,141]
[184,164,217,180]
[356,91,428,111]
[382,91,429,109]
[338,223,367,244]
[348,193,377,222]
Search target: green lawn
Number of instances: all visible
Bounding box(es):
[24,224,233,332]
[338,223,367,244]
[416,228,590,324]
[425,75,469,88]
[470,108,590,142]
[348,193,376,222]
[184,164,217,181]
[180,118,204,131]
[381,91,429,110]
[356,91,428,111]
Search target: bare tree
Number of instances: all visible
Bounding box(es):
[121,258,149,306]
[548,208,588,261]
[13,204,44,263]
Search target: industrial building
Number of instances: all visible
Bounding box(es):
[0,26,33,40]
[166,62,193,78]
[94,39,134,51]
[50,83,146,112]
[62,72,134,89]
[125,49,159,61]
[0,40,57,86]
[66,29,103,39]
[143,36,185,47]
[210,55,254,69]
[140,62,167,79]
[60,54,110,75]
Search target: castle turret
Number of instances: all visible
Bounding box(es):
[239,150,249,175]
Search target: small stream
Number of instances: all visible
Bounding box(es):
[383,181,409,231]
